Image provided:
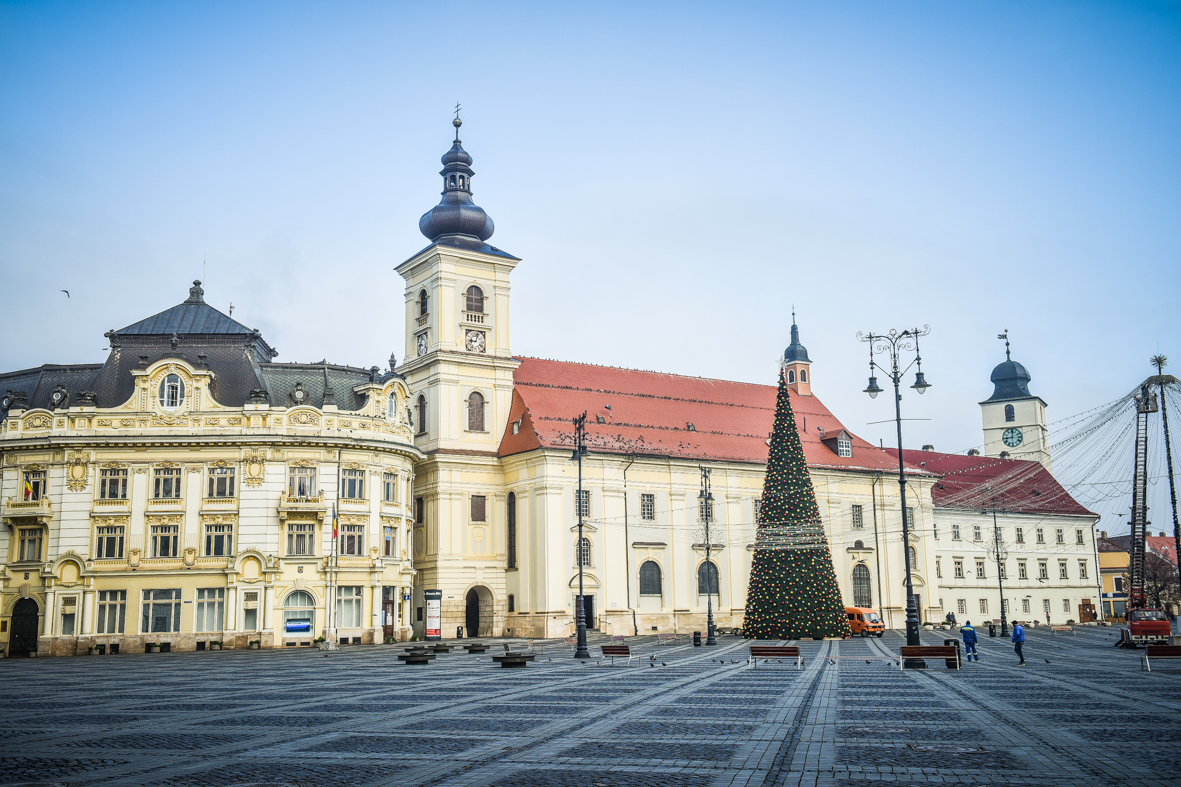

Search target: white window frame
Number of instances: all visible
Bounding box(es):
[1078,560,1088,579]
[979,598,988,614]
[153,467,182,500]
[17,527,43,562]
[975,560,986,579]
[851,504,863,530]
[98,468,128,500]
[952,524,961,541]
[956,598,966,614]
[954,560,964,579]
[575,489,590,518]
[287,521,315,556]
[95,524,125,559]
[204,522,233,557]
[341,469,365,501]
[640,493,656,522]
[152,524,179,558]
[288,466,317,499]
[23,470,46,501]
[141,588,182,634]
[382,472,397,504]
[96,590,126,634]
[206,467,236,499]
[195,588,226,632]
[340,524,365,556]
[336,585,363,628]
[159,374,185,410]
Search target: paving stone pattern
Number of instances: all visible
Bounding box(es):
[0,627,1176,786]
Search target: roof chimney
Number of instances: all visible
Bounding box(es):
[922,444,934,452]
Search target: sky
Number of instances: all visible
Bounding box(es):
[1,1,1179,532]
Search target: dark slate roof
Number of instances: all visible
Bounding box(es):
[0,364,103,411]
[117,281,252,336]
[258,363,381,410]
[984,358,1035,402]
[398,236,519,271]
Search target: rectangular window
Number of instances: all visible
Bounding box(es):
[60,596,77,636]
[22,470,46,501]
[1018,561,1027,579]
[1059,561,1068,579]
[1055,528,1065,544]
[204,523,233,557]
[287,522,314,556]
[340,524,364,556]
[956,598,966,614]
[975,560,986,579]
[1036,527,1045,544]
[383,472,397,503]
[1114,577,1124,593]
[141,588,182,633]
[754,498,762,521]
[932,521,939,539]
[341,469,365,500]
[1021,598,1030,614]
[907,507,915,528]
[243,590,259,631]
[151,524,179,558]
[1015,527,1024,544]
[1078,560,1088,579]
[837,437,852,458]
[954,560,964,579]
[935,557,941,578]
[95,525,124,559]
[973,525,982,541]
[1039,561,1048,579]
[153,467,182,499]
[288,466,317,499]
[1043,598,1051,617]
[1076,529,1085,545]
[952,524,961,540]
[195,588,225,632]
[99,468,128,500]
[470,494,487,523]
[336,586,363,628]
[415,496,424,524]
[17,528,42,562]
[575,489,590,518]
[979,598,988,614]
[96,590,126,634]
[383,526,395,557]
[999,562,1006,579]
[206,467,236,498]
[641,493,656,521]
[507,594,515,613]
[1063,598,1070,612]
[851,504,863,529]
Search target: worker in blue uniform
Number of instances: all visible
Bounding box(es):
[961,620,979,662]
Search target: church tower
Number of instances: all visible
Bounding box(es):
[396,115,519,637]
[783,311,812,396]
[980,333,1050,470]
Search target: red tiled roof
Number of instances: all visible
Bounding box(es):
[499,357,923,474]
[887,449,1094,517]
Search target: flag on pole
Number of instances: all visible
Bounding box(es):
[332,504,338,540]
[23,476,33,501]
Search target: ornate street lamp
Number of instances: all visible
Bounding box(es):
[571,412,591,660]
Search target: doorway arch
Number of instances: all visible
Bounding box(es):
[10,598,40,657]
[464,585,494,637]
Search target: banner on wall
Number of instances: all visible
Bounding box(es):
[424,589,442,641]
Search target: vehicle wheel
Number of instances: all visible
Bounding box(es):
[876,633,884,638]
[860,631,868,638]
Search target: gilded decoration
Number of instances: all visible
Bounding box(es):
[226,417,241,425]
[55,419,65,428]
[205,418,220,426]
[22,414,51,430]
[290,459,317,468]
[152,415,189,426]
[341,514,368,526]
[96,419,113,427]
[156,461,178,469]
[65,454,89,492]
[128,548,142,568]
[343,462,365,471]
[288,411,320,426]
[200,513,236,525]
[243,450,266,487]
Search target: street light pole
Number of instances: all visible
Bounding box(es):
[985,490,1010,637]
[571,412,591,660]
[858,327,930,652]
[699,467,717,646]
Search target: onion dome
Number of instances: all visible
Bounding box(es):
[783,311,811,363]
[418,115,495,243]
[985,334,1033,401]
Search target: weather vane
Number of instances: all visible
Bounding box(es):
[998,329,1010,360]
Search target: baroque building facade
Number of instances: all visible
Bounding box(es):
[0,281,420,656]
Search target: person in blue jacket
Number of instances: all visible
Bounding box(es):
[1012,621,1026,666]
[961,621,979,661]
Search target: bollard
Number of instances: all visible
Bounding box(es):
[457,626,464,639]
[693,631,702,647]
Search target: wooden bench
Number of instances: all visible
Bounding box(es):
[491,651,535,668]
[462,643,488,654]
[899,645,960,670]
[1142,644,1181,671]
[1049,626,1074,635]
[748,646,802,669]
[657,633,679,645]
[397,652,436,665]
[599,644,638,666]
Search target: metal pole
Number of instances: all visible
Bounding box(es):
[1153,358,1181,606]
[573,413,591,660]
[892,357,920,648]
[701,467,716,646]
[994,505,1008,637]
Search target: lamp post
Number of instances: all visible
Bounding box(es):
[699,466,717,646]
[984,489,1009,637]
[858,326,930,652]
[571,412,591,660]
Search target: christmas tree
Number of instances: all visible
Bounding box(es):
[742,370,851,640]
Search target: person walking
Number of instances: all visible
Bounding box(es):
[1012,621,1026,666]
[961,620,979,662]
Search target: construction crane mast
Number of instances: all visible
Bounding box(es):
[1128,382,1158,611]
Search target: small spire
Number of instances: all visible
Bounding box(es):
[453,102,462,141]
[998,329,1010,360]
[185,279,205,304]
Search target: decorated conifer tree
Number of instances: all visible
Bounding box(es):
[742,370,851,640]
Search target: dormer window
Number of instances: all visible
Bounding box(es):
[418,290,429,317]
[788,369,796,383]
[159,374,185,410]
[465,285,484,313]
[837,436,852,458]
[387,393,396,420]
[1004,404,1015,422]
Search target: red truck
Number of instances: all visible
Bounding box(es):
[1127,608,1171,645]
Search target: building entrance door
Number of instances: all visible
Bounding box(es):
[10,598,39,657]
[1078,600,1096,623]
[465,589,479,638]
[578,594,596,630]
[382,598,397,640]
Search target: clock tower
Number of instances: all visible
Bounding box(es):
[980,333,1050,470]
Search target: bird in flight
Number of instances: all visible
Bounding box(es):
[60,290,70,298]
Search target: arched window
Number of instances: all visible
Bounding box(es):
[853,540,864,549]
[159,374,185,410]
[458,175,466,189]
[1004,404,1015,422]
[507,492,517,569]
[387,393,396,420]
[852,564,872,607]
[639,561,662,596]
[418,290,429,317]
[467,391,485,432]
[800,369,808,382]
[449,174,457,188]
[908,546,918,570]
[465,285,484,313]
[697,561,719,595]
[788,369,796,383]
[577,537,592,567]
[416,395,427,435]
[282,590,316,633]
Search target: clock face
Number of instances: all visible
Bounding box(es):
[465,330,486,353]
[416,333,428,357]
[1002,427,1023,447]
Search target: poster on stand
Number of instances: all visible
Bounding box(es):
[424,589,442,641]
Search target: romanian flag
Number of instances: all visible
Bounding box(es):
[23,477,33,501]
[332,504,338,539]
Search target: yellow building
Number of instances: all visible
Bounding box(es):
[0,281,420,656]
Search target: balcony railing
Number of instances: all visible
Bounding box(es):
[281,492,325,507]
[416,314,429,327]
[5,497,52,517]
[462,311,486,325]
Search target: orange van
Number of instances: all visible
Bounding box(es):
[845,607,885,637]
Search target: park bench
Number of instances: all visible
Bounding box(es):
[599,644,638,667]
[1049,626,1074,635]
[462,643,488,654]
[1141,644,1181,671]
[397,651,436,665]
[899,645,960,670]
[657,633,679,645]
[747,645,802,669]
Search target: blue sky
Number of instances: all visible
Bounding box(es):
[2,1,1179,529]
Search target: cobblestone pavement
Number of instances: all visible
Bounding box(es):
[0,626,1177,786]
